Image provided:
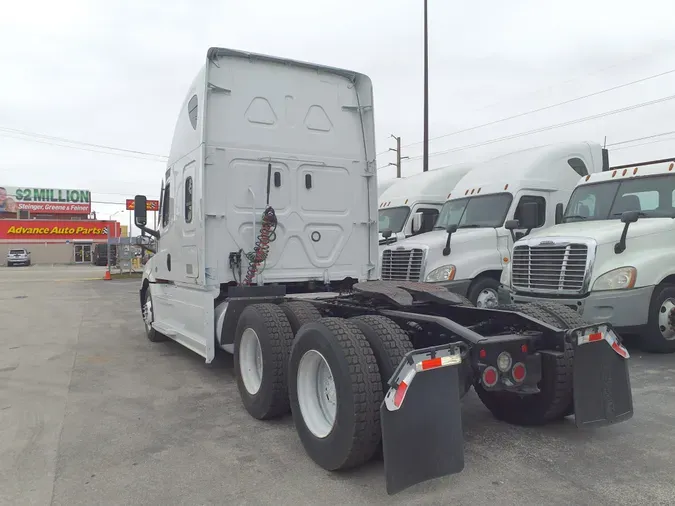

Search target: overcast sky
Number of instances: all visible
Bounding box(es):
[2,0,675,230]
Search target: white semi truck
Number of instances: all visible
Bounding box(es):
[378,178,399,197]
[133,47,634,495]
[378,163,473,247]
[379,142,610,307]
[499,157,675,353]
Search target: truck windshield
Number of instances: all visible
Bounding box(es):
[378,206,410,233]
[435,193,512,230]
[564,174,675,222]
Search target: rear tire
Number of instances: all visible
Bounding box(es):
[474,302,586,425]
[348,315,413,390]
[641,284,675,353]
[289,318,382,471]
[234,303,295,420]
[279,301,322,335]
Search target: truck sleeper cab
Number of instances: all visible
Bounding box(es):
[134,48,634,496]
[379,142,609,307]
[378,163,473,249]
[500,158,675,353]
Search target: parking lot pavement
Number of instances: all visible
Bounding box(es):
[1,269,675,506]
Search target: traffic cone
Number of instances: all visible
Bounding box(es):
[104,269,111,281]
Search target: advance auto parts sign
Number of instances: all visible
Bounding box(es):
[0,186,91,214]
[0,220,120,241]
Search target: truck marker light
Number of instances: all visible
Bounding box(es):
[669,163,674,171]
[611,170,617,177]
[585,175,591,181]
[622,169,628,176]
[405,199,409,204]
[470,188,475,195]
[477,187,481,193]
[633,167,638,175]
[393,381,409,408]
[465,189,469,195]
[479,349,487,359]
[447,193,452,198]
[512,362,526,382]
[482,366,498,387]
[576,326,630,359]
[503,257,509,263]
[504,184,509,190]
[497,352,512,372]
[521,343,528,353]
[416,354,461,372]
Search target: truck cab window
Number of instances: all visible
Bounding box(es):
[162,183,171,227]
[185,177,193,223]
[514,195,546,228]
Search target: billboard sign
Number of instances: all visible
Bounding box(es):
[0,186,91,214]
[126,199,160,211]
[0,220,121,241]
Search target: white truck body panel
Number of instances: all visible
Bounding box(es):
[379,141,606,306]
[378,178,400,197]
[143,48,377,362]
[377,163,473,248]
[502,161,675,331]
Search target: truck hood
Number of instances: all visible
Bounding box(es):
[526,218,674,246]
[383,227,497,251]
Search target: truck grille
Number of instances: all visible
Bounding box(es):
[381,248,424,282]
[512,243,588,293]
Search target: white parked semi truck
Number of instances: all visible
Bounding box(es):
[379,142,610,307]
[378,163,473,247]
[133,47,634,495]
[499,157,675,353]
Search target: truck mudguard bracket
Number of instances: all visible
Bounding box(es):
[569,324,634,428]
[380,345,464,495]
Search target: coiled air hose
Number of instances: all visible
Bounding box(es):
[243,205,277,285]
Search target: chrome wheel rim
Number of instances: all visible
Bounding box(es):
[240,328,264,395]
[296,350,337,438]
[476,288,498,308]
[658,298,675,340]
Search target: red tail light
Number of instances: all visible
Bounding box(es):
[482,366,498,388]
[512,362,526,383]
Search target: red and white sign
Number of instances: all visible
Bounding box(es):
[0,220,121,242]
[126,199,160,211]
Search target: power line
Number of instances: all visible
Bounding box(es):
[0,126,168,159]
[402,93,675,162]
[612,136,675,152]
[0,132,169,163]
[606,130,675,147]
[398,67,675,151]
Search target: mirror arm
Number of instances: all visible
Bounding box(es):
[137,223,160,239]
[614,222,631,254]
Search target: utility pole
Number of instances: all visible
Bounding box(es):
[388,134,409,178]
[423,0,429,172]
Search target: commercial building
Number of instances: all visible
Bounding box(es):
[0,185,121,265]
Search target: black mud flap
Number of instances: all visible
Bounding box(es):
[380,346,464,495]
[570,324,634,428]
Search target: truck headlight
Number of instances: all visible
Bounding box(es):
[426,265,456,282]
[500,264,511,286]
[592,267,636,291]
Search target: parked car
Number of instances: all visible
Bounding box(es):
[6,248,31,266]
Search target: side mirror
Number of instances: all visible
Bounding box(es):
[555,203,564,225]
[411,212,423,234]
[446,224,458,234]
[621,210,640,224]
[382,229,393,239]
[518,201,539,230]
[504,220,520,230]
[134,195,148,227]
